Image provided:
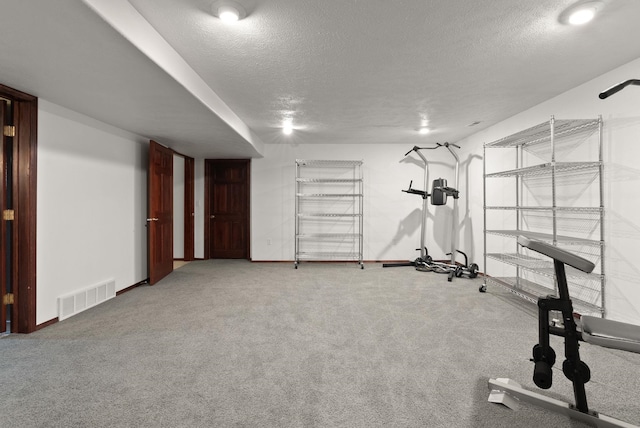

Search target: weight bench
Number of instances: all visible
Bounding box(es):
[488,236,640,428]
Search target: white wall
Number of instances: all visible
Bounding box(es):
[457,56,640,325]
[251,57,640,325]
[251,143,467,263]
[36,100,148,325]
[173,155,185,258]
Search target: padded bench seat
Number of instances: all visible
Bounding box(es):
[517,235,640,355]
[581,315,640,354]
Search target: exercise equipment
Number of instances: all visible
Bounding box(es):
[383,143,478,280]
[382,145,448,269]
[488,236,640,427]
[599,79,640,99]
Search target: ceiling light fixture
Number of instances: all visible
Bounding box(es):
[283,120,293,135]
[211,0,247,23]
[419,127,430,135]
[559,1,603,26]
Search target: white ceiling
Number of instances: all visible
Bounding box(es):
[1,0,640,158]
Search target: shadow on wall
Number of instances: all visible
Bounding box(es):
[604,245,640,323]
[458,152,482,254]
[602,116,640,323]
[375,208,422,260]
[605,187,640,323]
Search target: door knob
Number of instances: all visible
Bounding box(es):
[210,215,215,219]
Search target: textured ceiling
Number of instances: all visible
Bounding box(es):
[2,0,640,158]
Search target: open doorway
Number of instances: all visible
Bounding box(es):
[173,153,194,269]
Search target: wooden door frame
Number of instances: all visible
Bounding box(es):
[0,83,37,334]
[1,99,7,332]
[204,159,251,260]
[183,156,194,261]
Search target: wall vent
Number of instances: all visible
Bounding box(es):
[58,279,116,321]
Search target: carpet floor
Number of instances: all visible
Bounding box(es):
[1,260,639,427]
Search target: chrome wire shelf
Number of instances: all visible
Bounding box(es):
[487,253,603,284]
[485,229,602,246]
[296,178,362,183]
[295,159,364,268]
[485,206,602,212]
[484,119,599,149]
[297,233,362,238]
[296,193,363,198]
[485,162,601,178]
[296,160,363,167]
[482,116,604,316]
[298,213,362,218]
[486,276,552,304]
[486,277,602,317]
[296,251,362,260]
[487,253,551,270]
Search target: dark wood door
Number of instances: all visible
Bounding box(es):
[1,100,6,332]
[0,84,37,334]
[148,140,173,285]
[205,160,250,259]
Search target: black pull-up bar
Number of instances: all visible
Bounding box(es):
[404,142,460,157]
[599,79,640,99]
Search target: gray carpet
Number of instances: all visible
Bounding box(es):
[1,260,639,427]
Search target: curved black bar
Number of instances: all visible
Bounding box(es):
[415,144,444,151]
[405,144,442,156]
[404,146,420,156]
[599,79,640,99]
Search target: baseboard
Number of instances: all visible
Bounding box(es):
[36,317,59,330]
[116,278,149,296]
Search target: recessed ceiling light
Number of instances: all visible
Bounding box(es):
[419,127,430,135]
[211,1,247,23]
[283,120,293,135]
[559,1,603,26]
[219,6,240,22]
[569,8,595,25]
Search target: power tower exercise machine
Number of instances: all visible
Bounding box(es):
[383,143,478,280]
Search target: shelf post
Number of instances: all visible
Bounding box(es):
[598,116,605,317]
[483,144,487,290]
